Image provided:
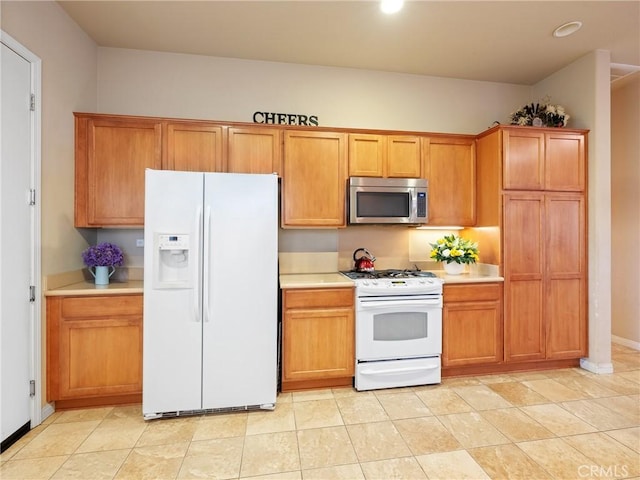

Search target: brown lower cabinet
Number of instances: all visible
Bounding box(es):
[47,294,143,409]
[442,279,584,377]
[281,287,355,392]
[442,283,503,368]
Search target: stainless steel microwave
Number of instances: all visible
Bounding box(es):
[348,177,428,225]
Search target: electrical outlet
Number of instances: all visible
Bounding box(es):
[136,239,144,247]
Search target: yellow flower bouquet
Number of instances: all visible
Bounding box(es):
[429,234,479,265]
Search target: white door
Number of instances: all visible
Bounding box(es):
[202,173,278,409]
[1,41,35,447]
[143,170,204,418]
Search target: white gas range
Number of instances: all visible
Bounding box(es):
[341,269,444,391]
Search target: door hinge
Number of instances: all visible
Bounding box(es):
[29,285,35,303]
[30,94,35,112]
[29,380,35,397]
[29,189,36,206]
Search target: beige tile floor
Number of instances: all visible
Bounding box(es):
[2,343,639,479]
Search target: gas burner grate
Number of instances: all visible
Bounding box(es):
[384,269,437,278]
[341,269,437,280]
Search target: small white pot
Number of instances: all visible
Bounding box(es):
[443,262,465,275]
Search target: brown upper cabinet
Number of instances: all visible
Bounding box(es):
[503,128,585,191]
[348,134,384,177]
[422,136,476,226]
[75,113,162,227]
[348,134,421,178]
[75,113,587,234]
[387,135,422,177]
[476,126,588,227]
[282,130,347,228]
[75,114,284,227]
[226,126,282,175]
[164,122,223,172]
[544,132,586,191]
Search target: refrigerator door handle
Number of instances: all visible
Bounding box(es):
[194,205,202,323]
[203,205,212,323]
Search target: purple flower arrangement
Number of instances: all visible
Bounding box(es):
[82,242,124,267]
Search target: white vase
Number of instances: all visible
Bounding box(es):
[89,265,116,285]
[443,262,465,275]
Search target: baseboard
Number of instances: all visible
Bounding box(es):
[41,402,55,423]
[442,358,579,378]
[1,421,30,453]
[611,335,640,351]
[53,393,141,410]
[580,357,614,374]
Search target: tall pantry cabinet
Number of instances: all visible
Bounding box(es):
[476,126,588,364]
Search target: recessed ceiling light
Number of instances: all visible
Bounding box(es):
[553,21,583,38]
[380,0,404,14]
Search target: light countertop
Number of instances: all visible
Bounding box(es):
[50,271,503,294]
[278,253,503,288]
[435,262,504,284]
[45,265,503,296]
[433,271,504,284]
[45,280,143,296]
[279,273,355,289]
[279,270,503,289]
[44,269,143,296]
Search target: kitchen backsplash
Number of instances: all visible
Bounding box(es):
[96,229,145,268]
[97,225,498,273]
[279,252,339,274]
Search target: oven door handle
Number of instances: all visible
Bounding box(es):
[359,299,442,309]
[360,364,439,376]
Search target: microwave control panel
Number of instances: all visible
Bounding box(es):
[417,192,427,218]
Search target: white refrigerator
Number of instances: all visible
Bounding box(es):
[142,169,278,420]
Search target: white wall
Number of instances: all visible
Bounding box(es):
[1,0,98,275]
[533,50,613,371]
[96,47,530,134]
[611,74,640,348]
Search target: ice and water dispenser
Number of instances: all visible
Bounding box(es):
[153,233,191,289]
